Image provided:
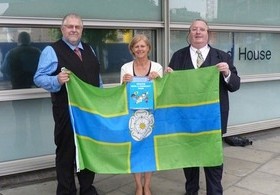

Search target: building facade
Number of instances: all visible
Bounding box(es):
[0,0,280,176]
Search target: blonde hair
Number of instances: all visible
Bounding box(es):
[189,18,209,32]
[187,18,210,44]
[128,34,152,56]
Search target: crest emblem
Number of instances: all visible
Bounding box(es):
[129,110,154,141]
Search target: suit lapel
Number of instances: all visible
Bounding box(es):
[184,46,195,69]
[202,47,222,67]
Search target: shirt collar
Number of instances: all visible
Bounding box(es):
[62,38,83,51]
[190,44,209,53]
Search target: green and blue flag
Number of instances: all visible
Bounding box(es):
[66,66,223,174]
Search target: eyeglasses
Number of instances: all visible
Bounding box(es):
[63,24,83,30]
[190,27,208,33]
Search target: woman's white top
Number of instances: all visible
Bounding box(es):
[120,61,163,83]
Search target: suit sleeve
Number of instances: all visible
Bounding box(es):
[169,50,184,70]
[223,52,240,92]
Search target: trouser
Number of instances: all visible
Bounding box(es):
[183,165,223,195]
[53,107,96,195]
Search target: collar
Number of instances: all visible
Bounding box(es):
[190,44,209,53]
[62,38,83,51]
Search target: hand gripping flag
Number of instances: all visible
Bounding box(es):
[66,66,223,174]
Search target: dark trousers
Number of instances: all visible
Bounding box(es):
[53,107,97,195]
[183,165,223,195]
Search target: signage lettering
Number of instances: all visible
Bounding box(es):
[239,47,271,61]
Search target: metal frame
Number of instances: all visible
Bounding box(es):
[0,155,55,176]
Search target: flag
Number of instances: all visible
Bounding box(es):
[66,66,223,174]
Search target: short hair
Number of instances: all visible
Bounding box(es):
[189,18,209,32]
[61,13,83,27]
[128,34,152,56]
[18,31,31,45]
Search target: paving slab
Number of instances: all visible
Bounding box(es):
[223,146,274,164]
[224,157,259,177]
[258,158,280,176]
[236,171,280,195]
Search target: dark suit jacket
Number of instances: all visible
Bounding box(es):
[169,45,240,134]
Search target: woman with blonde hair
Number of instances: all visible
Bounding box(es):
[120,34,163,195]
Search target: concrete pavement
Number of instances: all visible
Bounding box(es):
[1,128,280,195]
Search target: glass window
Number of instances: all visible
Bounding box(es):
[231,32,280,75]
[0,98,55,162]
[0,28,53,90]
[87,29,156,84]
[229,81,280,126]
[170,0,280,26]
[0,28,156,90]
[0,0,161,21]
[0,27,156,164]
[170,30,233,63]
[170,30,280,76]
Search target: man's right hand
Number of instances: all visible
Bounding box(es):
[58,68,71,84]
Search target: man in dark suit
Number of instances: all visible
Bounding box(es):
[167,19,240,195]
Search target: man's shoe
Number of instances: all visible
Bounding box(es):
[79,185,98,195]
[92,186,99,195]
[185,192,198,195]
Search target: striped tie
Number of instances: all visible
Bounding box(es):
[196,50,204,68]
[74,47,82,61]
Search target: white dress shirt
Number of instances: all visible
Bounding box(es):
[190,45,210,69]
[190,45,231,83]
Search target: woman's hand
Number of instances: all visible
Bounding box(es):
[148,71,160,80]
[165,67,173,73]
[122,73,133,83]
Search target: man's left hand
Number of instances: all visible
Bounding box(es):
[216,62,230,77]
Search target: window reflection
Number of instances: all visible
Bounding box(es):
[0,28,155,89]
[1,31,41,89]
[84,29,154,84]
[0,28,52,90]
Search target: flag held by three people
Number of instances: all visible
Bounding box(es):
[66,66,223,174]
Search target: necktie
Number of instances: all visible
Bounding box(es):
[74,47,82,61]
[196,50,204,68]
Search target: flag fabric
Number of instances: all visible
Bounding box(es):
[66,66,223,174]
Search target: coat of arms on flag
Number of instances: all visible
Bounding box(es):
[129,109,154,141]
